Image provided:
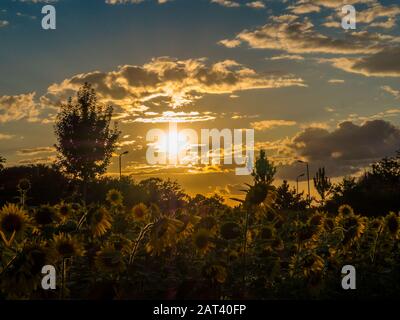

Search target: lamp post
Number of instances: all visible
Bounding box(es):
[297,160,310,201]
[296,173,305,194]
[119,151,129,180]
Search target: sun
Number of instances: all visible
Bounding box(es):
[155,125,191,164]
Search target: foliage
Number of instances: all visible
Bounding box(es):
[326,152,400,216]
[54,83,120,182]
[1,180,400,299]
[0,156,5,171]
[274,180,309,211]
[313,167,332,203]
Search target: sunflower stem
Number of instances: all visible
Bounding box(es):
[129,223,154,265]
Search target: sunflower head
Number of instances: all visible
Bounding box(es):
[324,217,335,232]
[259,225,275,240]
[292,253,325,278]
[146,217,183,255]
[338,204,354,217]
[95,245,125,273]
[193,228,213,254]
[52,233,85,259]
[87,206,112,237]
[57,202,73,220]
[34,205,58,226]
[308,212,325,228]
[17,178,31,192]
[106,189,123,206]
[0,203,29,238]
[220,222,241,240]
[131,203,149,221]
[369,217,383,231]
[340,215,366,246]
[0,242,51,296]
[107,234,132,253]
[385,212,400,238]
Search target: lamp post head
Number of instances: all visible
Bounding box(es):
[121,151,129,156]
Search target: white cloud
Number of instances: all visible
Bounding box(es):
[211,0,240,8]
[246,1,265,9]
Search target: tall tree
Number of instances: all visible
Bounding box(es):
[54,83,120,190]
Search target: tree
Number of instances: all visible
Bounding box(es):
[313,167,332,203]
[54,83,120,188]
[0,156,5,171]
[274,180,308,211]
[252,149,276,185]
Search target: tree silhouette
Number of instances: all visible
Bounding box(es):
[313,167,332,203]
[274,180,308,211]
[54,83,120,197]
[252,149,276,185]
[0,156,5,171]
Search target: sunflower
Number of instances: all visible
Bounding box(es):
[193,228,214,254]
[56,202,73,220]
[0,203,30,242]
[323,217,335,232]
[337,214,366,246]
[146,217,184,255]
[107,234,132,253]
[131,203,149,221]
[338,204,354,217]
[95,245,125,273]
[106,189,123,206]
[176,213,198,239]
[0,242,51,297]
[17,178,31,192]
[308,212,325,228]
[291,253,325,278]
[220,222,241,240]
[33,205,58,226]
[259,225,275,241]
[297,223,317,242]
[52,233,85,259]
[87,206,112,237]
[385,212,400,239]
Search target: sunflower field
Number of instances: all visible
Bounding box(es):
[1,176,400,300]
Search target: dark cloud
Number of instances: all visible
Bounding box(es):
[322,46,400,77]
[276,120,400,179]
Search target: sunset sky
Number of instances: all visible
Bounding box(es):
[1,0,400,203]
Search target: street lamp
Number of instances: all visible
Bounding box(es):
[119,151,129,180]
[297,160,310,201]
[296,173,305,194]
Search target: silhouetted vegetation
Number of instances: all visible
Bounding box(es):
[1,84,399,300]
